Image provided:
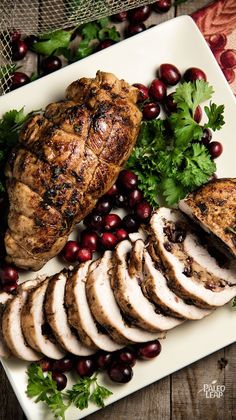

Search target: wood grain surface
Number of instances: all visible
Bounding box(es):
[0,1,235,419]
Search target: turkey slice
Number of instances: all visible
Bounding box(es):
[86,251,164,345]
[113,240,183,332]
[150,208,236,308]
[45,271,94,355]
[0,293,13,357]
[66,262,122,352]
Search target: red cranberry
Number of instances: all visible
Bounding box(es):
[208,33,227,51]
[106,183,119,196]
[183,67,207,82]
[11,30,21,42]
[103,214,121,231]
[81,231,99,252]
[10,72,30,90]
[125,23,146,38]
[208,141,223,159]
[115,228,129,242]
[159,63,181,86]
[12,39,28,60]
[83,211,103,231]
[38,357,53,372]
[61,240,80,263]
[2,283,18,294]
[76,357,96,377]
[0,265,19,285]
[164,92,177,115]
[96,196,113,214]
[42,56,62,74]
[97,351,113,370]
[52,372,67,391]
[118,170,138,191]
[76,248,92,262]
[97,39,115,51]
[112,11,128,22]
[133,83,149,102]
[135,201,152,222]
[115,193,128,208]
[152,0,172,13]
[143,102,160,120]
[24,34,39,49]
[201,128,212,146]
[136,340,161,359]
[222,68,235,83]
[128,189,143,208]
[123,214,140,233]
[52,357,73,373]
[220,49,236,69]
[108,362,133,383]
[194,105,202,123]
[149,79,167,102]
[117,348,136,367]
[100,232,117,250]
[128,6,151,23]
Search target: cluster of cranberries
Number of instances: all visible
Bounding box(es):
[38,340,162,390]
[133,63,223,160]
[61,170,152,263]
[207,34,236,84]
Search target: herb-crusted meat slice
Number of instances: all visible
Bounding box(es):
[5,71,142,270]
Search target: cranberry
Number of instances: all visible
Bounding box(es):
[97,39,115,51]
[159,63,181,86]
[96,196,113,214]
[100,232,117,250]
[12,39,28,60]
[61,240,80,263]
[42,56,62,74]
[108,362,133,383]
[125,23,146,38]
[83,211,104,231]
[106,183,119,196]
[118,170,138,191]
[76,248,92,262]
[52,357,73,373]
[11,30,21,42]
[52,372,67,391]
[133,83,149,103]
[10,72,30,90]
[220,49,236,69]
[2,283,18,294]
[38,357,53,372]
[194,105,202,123]
[76,357,96,377]
[201,128,212,146]
[115,193,128,208]
[128,6,151,23]
[103,214,121,231]
[136,340,161,359]
[0,265,19,285]
[222,68,235,84]
[122,214,140,233]
[149,79,167,102]
[152,0,172,13]
[135,201,152,222]
[117,348,136,367]
[142,102,160,120]
[128,189,143,208]
[111,11,128,22]
[115,228,129,242]
[208,141,223,159]
[81,231,99,252]
[183,67,207,82]
[97,351,113,370]
[208,33,227,51]
[164,92,177,115]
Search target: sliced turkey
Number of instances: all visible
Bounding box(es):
[2,279,43,361]
[22,278,65,359]
[150,208,236,308]
[66,262,122,352]
[86,251,164,345]
[45,271,95,356]
[113,240,183,331]
[142,249,212,320]
[0,293,13,357]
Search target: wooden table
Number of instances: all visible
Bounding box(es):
[0,0,235,419]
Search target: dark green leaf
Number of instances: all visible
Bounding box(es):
[204,102,225,131]
[98,26,120,42]
[32,29,72,56]
[232,297,236,307]
[90,384,113,408]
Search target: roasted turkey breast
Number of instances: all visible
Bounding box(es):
[5,71,142,270]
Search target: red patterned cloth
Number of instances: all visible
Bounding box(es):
[191,0,236,94]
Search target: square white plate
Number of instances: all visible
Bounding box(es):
[0,15,235,420]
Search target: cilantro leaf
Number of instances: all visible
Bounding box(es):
[204,102,225,131]
[32,29,72,56]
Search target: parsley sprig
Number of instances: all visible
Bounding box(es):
[127,80,224,206]
[26,364,112,419]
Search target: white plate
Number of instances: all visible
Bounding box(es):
[0,15,236,420]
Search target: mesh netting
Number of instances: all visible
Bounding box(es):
[0,0,155,95]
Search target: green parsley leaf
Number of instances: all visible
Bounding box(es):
[78,22,99,42]
[204,102,225,131]
[90,383,113,408]
[232,297,236,307]
[173,80,214,112]
[161,177,186,205]
[67,376,93,409]
[98,26,120,42]
[32,29,72,56]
